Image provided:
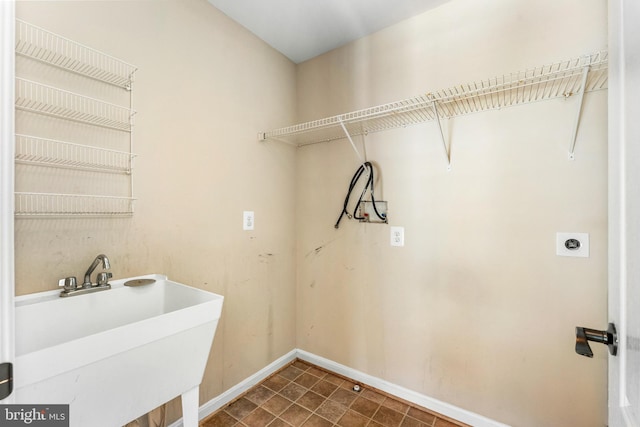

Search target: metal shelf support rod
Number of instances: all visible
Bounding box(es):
[432,101,451,171]
[339,118,366,164]
[568,64,591,160]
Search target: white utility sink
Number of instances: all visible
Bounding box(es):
[14,274,224,427]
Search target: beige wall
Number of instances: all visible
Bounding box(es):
[14,0,297,423]
[295,1,608,426]
[14,0,609,426]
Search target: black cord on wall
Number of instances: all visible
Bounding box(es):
[334,161,386,229]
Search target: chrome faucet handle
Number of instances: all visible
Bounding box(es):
[59,276,77,292]
[96,272,113,287]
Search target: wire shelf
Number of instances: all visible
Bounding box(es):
[259,51,608,146]
[15,192,134,217]
[15,134,134,173]
[15,19,137,88]
[16,78,134,131]
[431,50,608,118]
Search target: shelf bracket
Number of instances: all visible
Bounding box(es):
[568,64,591,160]
[432,101,451,171]
[257,132,298,146]
[339,118,366,164]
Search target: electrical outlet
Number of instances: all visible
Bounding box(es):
[243,211,254,230]
[390,226,404,247]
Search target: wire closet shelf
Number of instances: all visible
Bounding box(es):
[15,193,135,218]
[259,51,608,146]
[15,134,134,173]
[15,19,137,89]
[15,78,134,132]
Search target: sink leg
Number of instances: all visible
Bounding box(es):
[181,386,199,427]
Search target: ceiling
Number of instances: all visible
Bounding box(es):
[207,0,450,64]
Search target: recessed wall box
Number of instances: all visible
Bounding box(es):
[357,201,388,224]
[556,232,589,257]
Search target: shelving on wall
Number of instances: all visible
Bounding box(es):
[15,78,134,132]
[259,51,608,162]
[14,19,137,217]
[14,193,135,218]
[15,134,134,174]
[15,19,136,89]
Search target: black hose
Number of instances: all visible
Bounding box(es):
[334,162,386,228]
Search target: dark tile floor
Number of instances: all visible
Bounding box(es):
[201,359,467,427]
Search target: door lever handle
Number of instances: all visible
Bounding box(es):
[575,322,617,357]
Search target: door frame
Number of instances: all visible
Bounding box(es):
[0,0,15,403]
[608,0,640,425]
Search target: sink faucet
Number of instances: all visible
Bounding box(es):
[83,254,111,288]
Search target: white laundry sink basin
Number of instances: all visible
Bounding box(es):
[14,274,224,427]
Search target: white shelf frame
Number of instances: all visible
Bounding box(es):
[15,19,137,89]
[259,51,608,164]
[14,19,137,218]
[15,192,135,218]
[15,134,134,174]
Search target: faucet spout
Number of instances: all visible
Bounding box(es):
[83,254,111,287]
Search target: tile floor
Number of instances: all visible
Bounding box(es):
[201,359,468,427]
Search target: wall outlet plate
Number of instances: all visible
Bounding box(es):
[243,211,254,230]
[556,232,589,257]
[390,226,404,247]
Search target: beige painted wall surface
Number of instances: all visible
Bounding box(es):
[14,0,297,423]
[295,0,608,426]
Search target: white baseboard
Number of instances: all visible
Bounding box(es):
[168,349,297,427]
[170,348,510,427]
[296,350,511,427]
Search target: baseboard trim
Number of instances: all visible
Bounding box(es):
[168,349,297,427]
[296,350,510,427]
[170,348,510,427]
